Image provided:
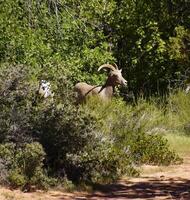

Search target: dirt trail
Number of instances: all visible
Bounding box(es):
[85,155,190,200]
[1,156,190,200]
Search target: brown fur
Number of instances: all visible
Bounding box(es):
[74,64,127,103]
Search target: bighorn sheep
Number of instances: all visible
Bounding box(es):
[74,64,127,103]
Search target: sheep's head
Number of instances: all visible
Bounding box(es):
[98,64,127,86]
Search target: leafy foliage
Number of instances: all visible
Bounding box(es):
[166,90,190,135]
[83,98,181,167]
[0,0,188,190]
[1,0,189,94]
[110,0,190,95]
[0,142,50,190]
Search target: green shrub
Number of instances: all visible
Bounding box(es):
[0,142,50,190]
[62,178,76,192]
[83,97,181,167]
[125,132,181,165]
[0,64,39,144]
[166,90,190,135]
[0,159,9,185]
[8,169,26,188]
[16,142,46,180]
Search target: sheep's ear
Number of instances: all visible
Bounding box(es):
[120,69,122,72]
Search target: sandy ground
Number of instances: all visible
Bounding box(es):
[0,156,190,200]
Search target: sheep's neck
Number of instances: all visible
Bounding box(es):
[101,79,115,98]
[104,85,114,98]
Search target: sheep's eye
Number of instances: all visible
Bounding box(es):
[113,74,119,79]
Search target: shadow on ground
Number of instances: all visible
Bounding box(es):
[85,177,190,200]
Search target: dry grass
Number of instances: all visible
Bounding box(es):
[0,187,87,200]
[165,133,190,156]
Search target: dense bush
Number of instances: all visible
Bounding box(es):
[0,64,181,189]
[33,89,138,183]
[83,98,181,167]
[0,64,136,185]
[0,142,51,190]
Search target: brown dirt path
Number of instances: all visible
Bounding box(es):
[87,156,190,200]
[1,156,190,200]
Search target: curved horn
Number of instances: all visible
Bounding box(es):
[98,64,116,72]
[113,63,119,69]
